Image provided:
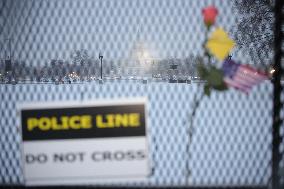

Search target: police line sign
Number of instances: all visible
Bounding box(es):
[20,98,149,186]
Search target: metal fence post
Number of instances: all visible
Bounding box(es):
[272,0,284,188]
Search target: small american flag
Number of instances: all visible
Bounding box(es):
[222,59,268,93]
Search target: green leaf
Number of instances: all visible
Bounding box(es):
[196,58,228,93]
[204,84,211,96]
[212,81,228,91]
[207,66,224,87]
[197,63,208,80]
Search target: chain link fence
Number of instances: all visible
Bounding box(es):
[0,0,283,188]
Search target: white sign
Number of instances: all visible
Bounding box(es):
[20,98,149,186]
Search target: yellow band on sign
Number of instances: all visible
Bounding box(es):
[26,113,141,131]
[96,113,140,128]
[27,115,93,131]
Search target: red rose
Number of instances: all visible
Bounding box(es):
[202,6,218,27]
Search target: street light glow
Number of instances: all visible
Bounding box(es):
[270,68,275,74]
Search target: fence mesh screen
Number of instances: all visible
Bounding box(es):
[0,0,283,188]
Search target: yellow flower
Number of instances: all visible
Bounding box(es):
[206,28,235,61]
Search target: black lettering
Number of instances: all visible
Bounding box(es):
[65,153,76,162]
[125,151,136,160]
[92,152,103,161]
[103,152,111,160]
[26,153,47,164]
[37,154,48,163]
[113,151,125,161]
[53,153,64,162]
[91,150,146,162]
[136,150,146,160]
[77,152,85,161]
[25,154,35,164]
[53,152,85,163]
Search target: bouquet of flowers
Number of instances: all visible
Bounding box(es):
[198,6,268,96]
